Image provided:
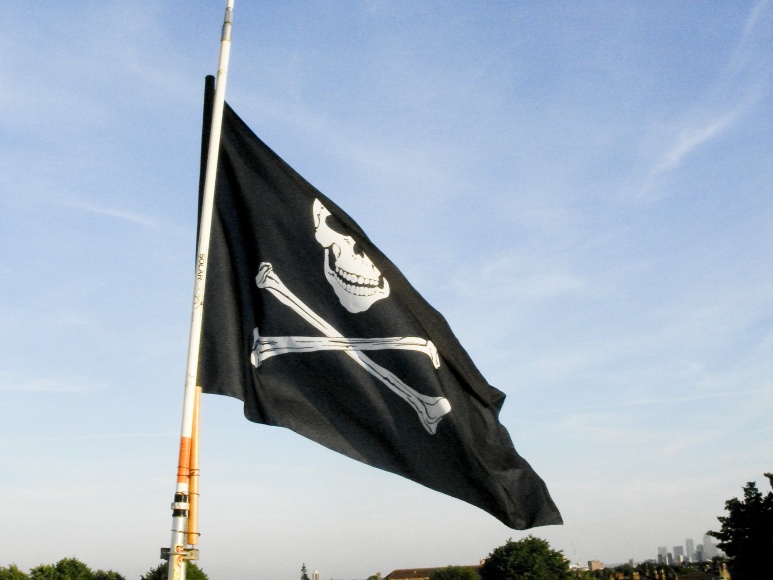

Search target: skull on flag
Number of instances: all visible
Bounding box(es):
[312,198,390,313]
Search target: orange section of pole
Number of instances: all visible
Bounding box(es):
[176,436,192,484]
[187,386,202,545]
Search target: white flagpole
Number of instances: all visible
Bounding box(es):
[166,2,234,579]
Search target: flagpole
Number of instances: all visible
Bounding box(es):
[165,2,234,579]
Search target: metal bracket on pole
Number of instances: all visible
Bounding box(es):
[161,548,200,561]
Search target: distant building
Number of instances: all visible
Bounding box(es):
[673,546,685,563]
[588,561,603,572]
[686,538,695,562]
[385,566,481,580]
[703,534,719,559]
[695,544,705,562]
[657,546,668,564]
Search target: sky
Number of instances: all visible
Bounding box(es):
[1,1,772,578]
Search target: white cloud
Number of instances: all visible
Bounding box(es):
[0,430,176,444]
[557,388,773,413]
[636,1,771,199]
[729,0,772,71]
[648,106,745,179]
[0,375,105,393]
[62,199,160,228]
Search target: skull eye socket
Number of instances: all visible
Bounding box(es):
[324,214,348,236]
[323,215,364,256]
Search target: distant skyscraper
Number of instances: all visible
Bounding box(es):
[695,544,705,562]
[673,546,685,563]
[658,546,668,564]
[703,534,718,559]
[686,538,695,561]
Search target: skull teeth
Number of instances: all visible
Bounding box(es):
[336,267,379,289]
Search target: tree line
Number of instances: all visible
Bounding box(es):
[0,559,208,580]
[423,538,727,580]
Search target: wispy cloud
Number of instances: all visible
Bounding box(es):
[536,388,773,414]
[647,106,747,180]
[596,388,773,410]
[0,431,175,444]
[639,0,770,198]
[62,199,159,228]
[0,426,256,445]
[729,0,771,71]
[0,375,106,393]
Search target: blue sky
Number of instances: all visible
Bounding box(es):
[1,1,772,578]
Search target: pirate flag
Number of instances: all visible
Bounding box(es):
[197,76,562,529]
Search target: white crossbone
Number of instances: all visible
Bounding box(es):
[253,262,452,434]
[251,333,440,368]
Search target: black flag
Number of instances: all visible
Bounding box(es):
[197,77,562,529]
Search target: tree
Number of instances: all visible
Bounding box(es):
[480,536,571,580]
[430,566,480,580]
[2,561,125,580]
[0,564,29,580]
[140,562,208,580]
[93,572,126,580]
[28,565,56,580]
[52,558,93,580]
[301,563,311,580]
[708,473,773,580]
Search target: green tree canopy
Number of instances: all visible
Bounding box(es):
[480,536,571,580]
[52,559,93,580]
[2,560,125,580]
[430,566,480,580]
[141,561,208,580]
[301,563,311,580]
[92,571,126,580]
[28,564,57,580]
[708,473,773,580]
[0,564,29,580]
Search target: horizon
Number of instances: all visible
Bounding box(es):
[1,2,772,579]
[0,533,726,578]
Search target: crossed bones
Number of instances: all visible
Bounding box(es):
[250,262,452,434]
